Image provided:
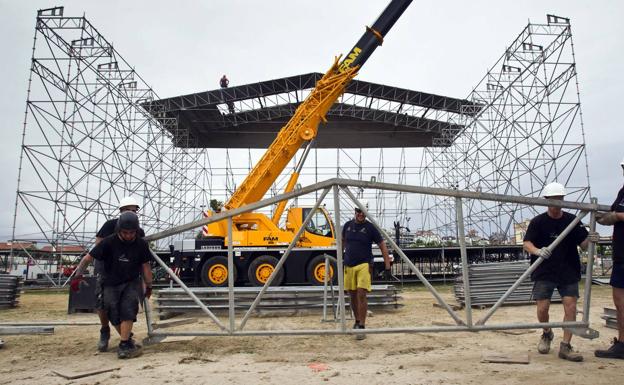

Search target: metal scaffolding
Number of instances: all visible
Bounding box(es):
[416,15,590,240]
[10,6,207,259]
[9,9,590,272]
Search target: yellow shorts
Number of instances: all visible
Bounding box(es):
[344,262,371,292]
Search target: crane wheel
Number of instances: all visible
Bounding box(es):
[248,255,284,286]
[307,254,337,286]
[200,256,236,287]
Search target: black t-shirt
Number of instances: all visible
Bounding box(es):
[342,219,383,267]
[94,218,145,274]
[611,185,624,263]
[524,211,588,284]
[90,235,152,286]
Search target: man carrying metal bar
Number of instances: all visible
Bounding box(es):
[72,212,153,359]
[93,197,145,353]
[595,158,624,359]
[523,182,598,362]
[342,201,392,340]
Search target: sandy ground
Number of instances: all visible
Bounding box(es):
[0,284,623,385]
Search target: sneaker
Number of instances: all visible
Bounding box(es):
[537,330,554,354]
[118,339,143,359]
[558,342,583,362]
[595,338,624,359]
[355,324,366,341]
[97,327,110,352]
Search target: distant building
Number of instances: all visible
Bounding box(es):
[514,220,530,245]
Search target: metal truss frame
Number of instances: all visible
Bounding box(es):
[417,15,590,240]
[142,178,604,337]
[9,7,208,268]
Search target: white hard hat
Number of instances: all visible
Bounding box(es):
[356,200,369,210]
[543,182,566,198]
[118,196,140,210]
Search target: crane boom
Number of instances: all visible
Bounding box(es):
[224,0,412,211]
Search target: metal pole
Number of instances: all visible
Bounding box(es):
[148,320,588,338]
[333,185,347,331]
[582,199,597,323]
[238,187,331,329]
[476,211,588,326]
[342,187,465,325]
[143,296,154,336]
[455,197,472,326]
[148,249,227,331]
[322,255,329,321]
[227,217,235,333]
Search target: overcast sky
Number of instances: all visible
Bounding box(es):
[1,0,623,239]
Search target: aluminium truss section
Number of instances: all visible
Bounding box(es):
[417,15,590,240]
[10,7,207,260]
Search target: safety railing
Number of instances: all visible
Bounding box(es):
[142,178,608,338]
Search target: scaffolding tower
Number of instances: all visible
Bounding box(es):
[417,14,590,240]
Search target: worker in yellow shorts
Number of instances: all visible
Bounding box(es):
[342,201,392,340]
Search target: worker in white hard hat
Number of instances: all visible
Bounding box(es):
[523,182,599,362]
[91,197,145,353]
[595,158,624,359]
[342,200,392,340]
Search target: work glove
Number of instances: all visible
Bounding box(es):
[587,231,600,243]
[382,268,394,281]
[536,247,552,259]
[144,286,153,299]
[597,211,618,226]
[70,275,85,292]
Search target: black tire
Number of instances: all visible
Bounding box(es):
[247,255,284,286]
[307,254,337,285]
[200,256,236,287]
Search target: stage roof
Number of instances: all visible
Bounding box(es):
[142,72,482,148]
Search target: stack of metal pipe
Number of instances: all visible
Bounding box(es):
[454,261,561,307]
[601,307,617,329]
[155,284,402,319]
[0,275,22,309]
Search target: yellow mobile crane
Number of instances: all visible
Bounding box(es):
[181,0,412,287]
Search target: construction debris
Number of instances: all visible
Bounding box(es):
[481,353,530,364]
[52,367,120,380]
[454,261,561,307]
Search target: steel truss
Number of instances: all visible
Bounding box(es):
[10,6,208,262]
[142,178,605,337]
[417,15,590,239]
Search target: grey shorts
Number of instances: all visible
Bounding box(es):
[532,280,579,300]
[102,278,141,326]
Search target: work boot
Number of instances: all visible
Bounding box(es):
[558,342,583,362]
[537,330,554,354]
[117,339,142,359]
[595,338,624,359]
[97,327,110,352]
[355,324,366,341]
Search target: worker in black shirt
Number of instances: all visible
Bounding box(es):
[93,197,145,353]
[342,201,391,340]
[72,211,152,359]
[595,158,624,359]
[523,182,598,362]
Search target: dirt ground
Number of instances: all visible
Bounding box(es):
[0,284,622,385]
